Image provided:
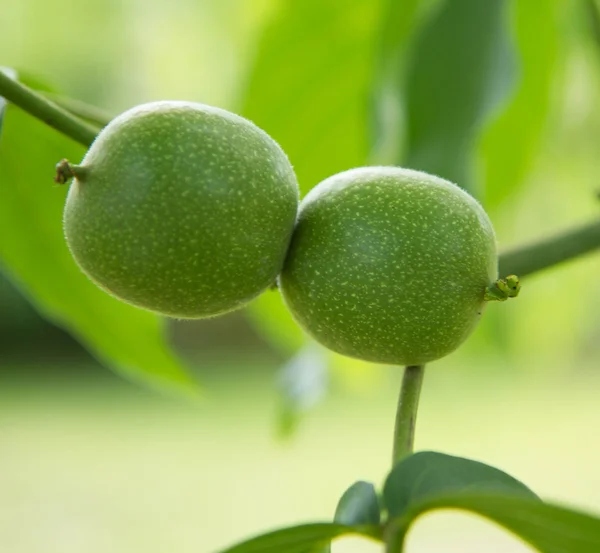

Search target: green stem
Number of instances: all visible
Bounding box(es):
[385,528,406,553]
[0,70,98,147]
[40,91,112,129]
[386,366,425,553]
[498,218,600,278]
[392,364,425,467]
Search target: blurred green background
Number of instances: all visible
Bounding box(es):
[1,0,599,552]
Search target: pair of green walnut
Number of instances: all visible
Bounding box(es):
[59,101,516,367]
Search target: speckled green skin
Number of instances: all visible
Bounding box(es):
[64,101,299,318]
[280,167,498,365]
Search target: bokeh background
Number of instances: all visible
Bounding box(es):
[1,1,600,552]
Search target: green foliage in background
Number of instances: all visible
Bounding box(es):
[480,0,562,209]
[0,0,598,421]
[0,0,594,386]
[402,0,516,196]
[1,0,600,551]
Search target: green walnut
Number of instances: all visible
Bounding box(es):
[61,101,299,318]
[279,167,498,365]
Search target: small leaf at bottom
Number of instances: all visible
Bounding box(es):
[335,481,381,526]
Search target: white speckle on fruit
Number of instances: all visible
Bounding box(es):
[63,101,299,318]
[280,166,498,365]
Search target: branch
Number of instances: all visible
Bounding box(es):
[40,91,112,129]
[499,218,600,278]
[0,70,99,147]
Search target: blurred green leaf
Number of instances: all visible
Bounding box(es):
[276,342,328,438]
[586,0,600,54]
[246,291,304,355]
[370,0,427,163]
[218,522,381,553]
[403,0,517,197]
[377,0,428,65]
[480,1,561,209]
[243,0,380,196]
[383,451,537,519]
[0,74,197,397]
[391,492,600,553]
[40,91,113,128]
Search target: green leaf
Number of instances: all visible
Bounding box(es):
[0,73,197,397]
[480,0,561,209]
[370,0,428,163]
[392,492,600,553]
[246,291,304,355]
[335,481,381,526]
[383,451,537,519]
[242,0,381,196]
[217,522,382,553]
[40,91,113,128]
[276,342,328,438]
[320,481,381,553]
[383,452,600,552]
[403,0,517,196]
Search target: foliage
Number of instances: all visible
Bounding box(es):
[480,0,562,209]
[219,451,600,553]
[402,0,516,197]
[1,0,600,551]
